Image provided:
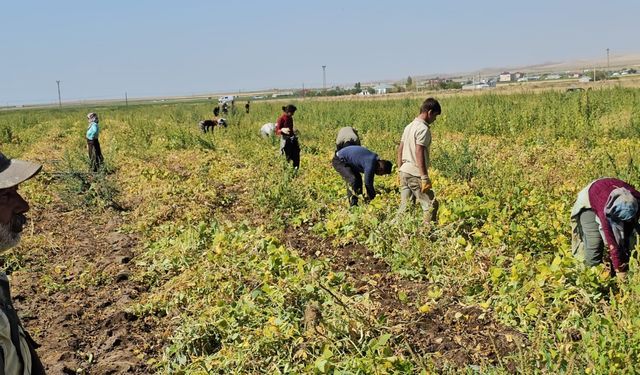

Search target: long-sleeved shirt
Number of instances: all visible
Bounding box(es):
[275,114,294,136]
[588,178,640,270]
[86,121,99,140]
[336,145,379,200]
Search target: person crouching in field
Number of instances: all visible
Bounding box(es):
[260,123,276,138]
[397,98,441,223]
[200,119,216,133]
[332,145,392,207]
[335,126,361,151]
[0,153,46,374]
[86,112,104,172]
[200,117,227,133]
[276,105,300,170]
[571,178,640,281]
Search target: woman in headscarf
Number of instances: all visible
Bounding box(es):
[86,112,104,172]
[571,177,640,280]
[275,104,300,170]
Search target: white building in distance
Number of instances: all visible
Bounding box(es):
[499,72,514,82]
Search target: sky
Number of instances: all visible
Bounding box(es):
[1,0,639,105]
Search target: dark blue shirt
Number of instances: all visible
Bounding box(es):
[336,145,379,200]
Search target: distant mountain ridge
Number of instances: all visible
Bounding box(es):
[415,52,640,80]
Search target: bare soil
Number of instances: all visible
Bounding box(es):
[285,227,526,370]
[8,203,165,374]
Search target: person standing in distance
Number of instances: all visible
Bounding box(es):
[86,112,104,172]
[276,104,300,170]
[397,98,441,222]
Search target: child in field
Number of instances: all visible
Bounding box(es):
[86,112,104,172]
[571,178,640,281]
[397,98,441,222]
[276,104,300,170]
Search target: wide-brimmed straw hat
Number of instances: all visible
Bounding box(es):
[0,153,42,189]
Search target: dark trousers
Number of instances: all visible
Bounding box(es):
[332,155,362,206]
[282,136,300,169]
[87,139,104,172]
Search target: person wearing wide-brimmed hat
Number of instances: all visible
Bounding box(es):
[275,104,300,170]
[571,177,640,281]
[86,112,104,172]
[0,153,46,374]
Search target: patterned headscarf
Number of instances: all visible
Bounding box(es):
[605,187,638,248]
[87,112,99,123]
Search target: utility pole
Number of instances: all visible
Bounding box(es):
[125,91,128,107]
[606,48,610,78]
[322,65,326,90]
[56,80,61,108]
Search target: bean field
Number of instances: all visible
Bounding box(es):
[2,87,640,374]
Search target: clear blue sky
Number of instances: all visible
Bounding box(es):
[1,0,638,105]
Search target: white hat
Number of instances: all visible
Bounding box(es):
[0,153,42,189]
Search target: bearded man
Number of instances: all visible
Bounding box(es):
[0,153,45,374]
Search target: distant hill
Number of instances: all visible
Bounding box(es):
[413,52,640,81]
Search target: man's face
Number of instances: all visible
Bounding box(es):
[0,186,30,251]
[426,110,440,124]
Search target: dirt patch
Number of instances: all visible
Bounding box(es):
[206,182,274,229]
[8,204,166,374]
[284,227,526,370]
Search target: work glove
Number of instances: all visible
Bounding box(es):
[281,128,291,135]
[420,176,432,193]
